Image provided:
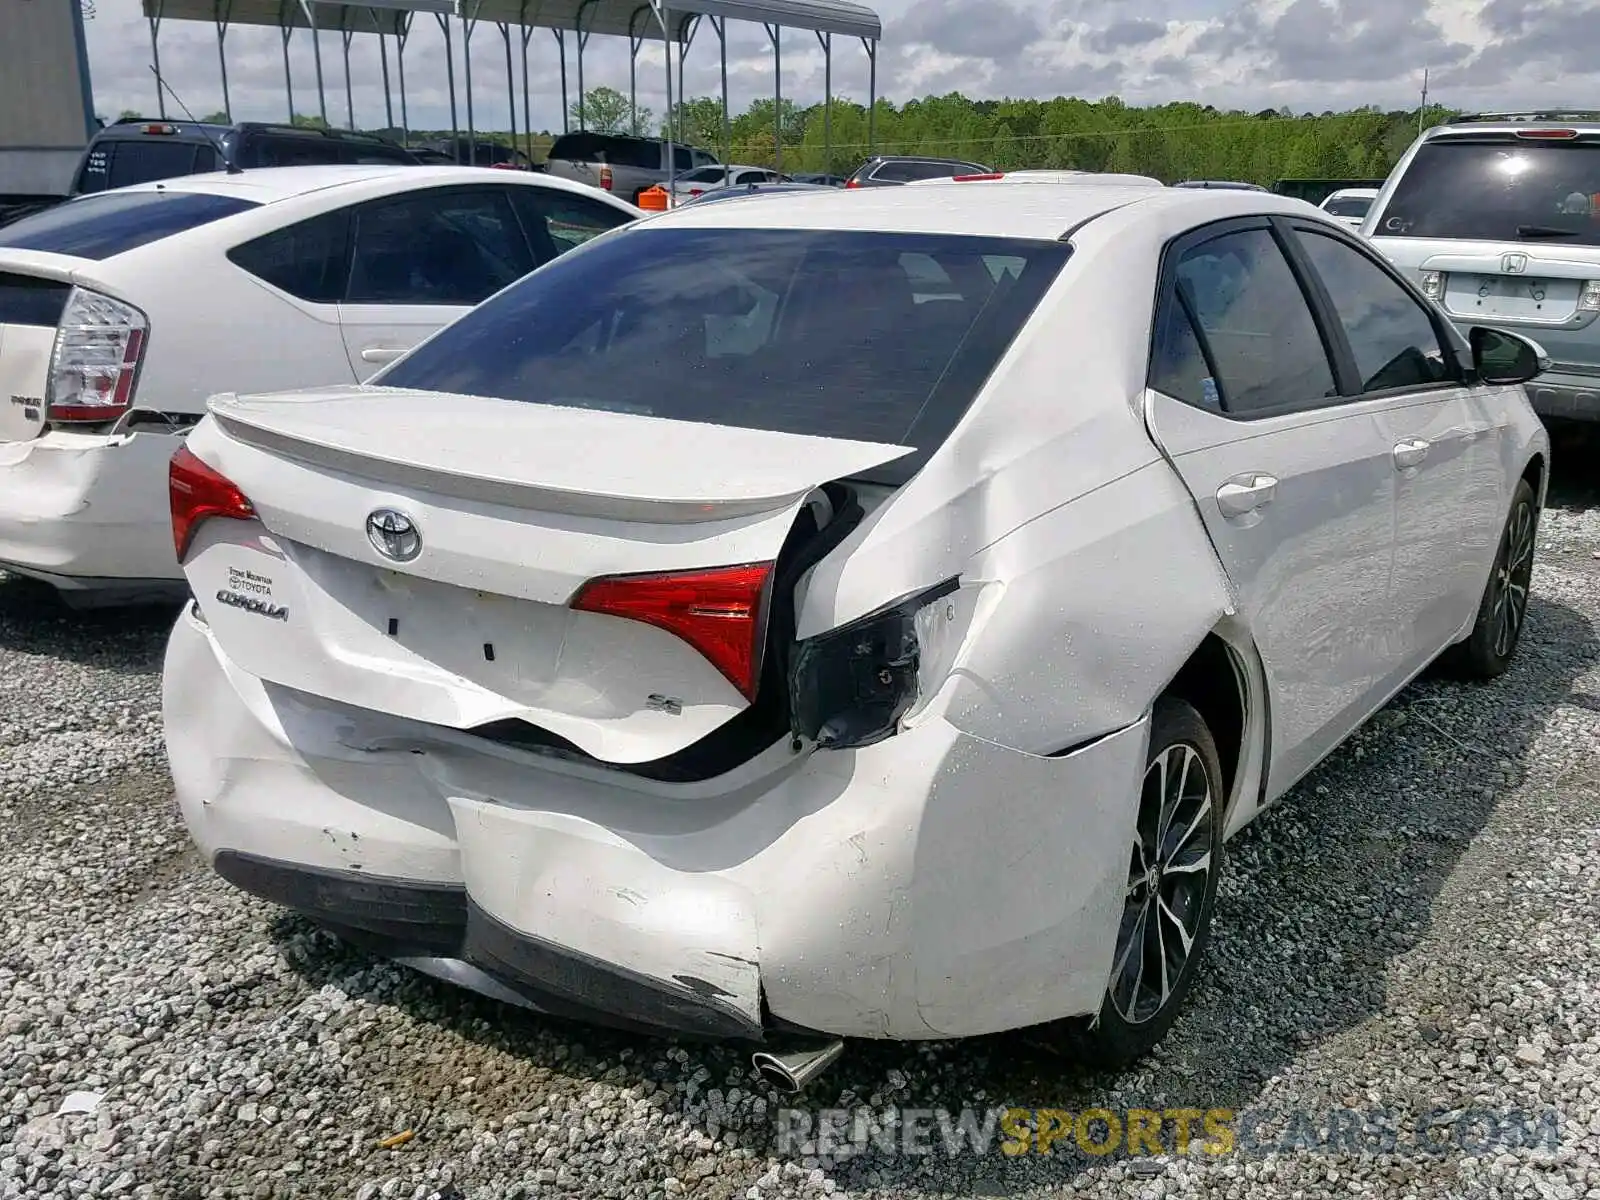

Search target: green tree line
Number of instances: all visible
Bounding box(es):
[118,90,1454,185]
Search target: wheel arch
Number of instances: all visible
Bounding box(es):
[1157,628,1265,834]
[1521,452,1546,508]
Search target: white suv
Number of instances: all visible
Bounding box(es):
[1365,111,1600,421]
[0,165,639,606]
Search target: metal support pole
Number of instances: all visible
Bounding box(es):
[863,37,876,154]
[214,0,233,121]
[148,1,166,118]
[553,30,568,134]
[650,0,676,193]
[712,16,728,179]
[279,14,294,120]
[498,24,517,158]
[765,23,781,174]
[817,31,831,175]
[628,8,647,137]
[435,13,459,155]
[461,0,482,164]
[300,0,328,124]
[396,13,411,143]
[520,0,534,160]
[341,28,356,130]
[575,0,596,131]
[372,9,394,133]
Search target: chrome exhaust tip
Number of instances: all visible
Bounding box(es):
[751,1039,845,1094]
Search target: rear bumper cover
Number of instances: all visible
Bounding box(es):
[214,850,762,1039]
[0,428,184,586]
[1526,371,1600,421]
[165,606,1149,1041]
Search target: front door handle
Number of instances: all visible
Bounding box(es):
[360,346,409,365]
[1216,473,1278,518]
[1393,438,1431,470]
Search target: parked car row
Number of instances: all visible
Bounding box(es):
[0,133,1559,1090]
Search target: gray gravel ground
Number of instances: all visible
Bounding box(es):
[4,458,1600,1200]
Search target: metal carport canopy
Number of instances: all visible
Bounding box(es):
[140,0,884,173]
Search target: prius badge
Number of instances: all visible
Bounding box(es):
[1502,252,1529,275]
[366,508,422,562]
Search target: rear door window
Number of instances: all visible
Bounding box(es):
[509,189,633,263]
[105,139,207,189]
[1174,227,1338,416]
[377,227,1072,484]
[346,187,533,305]
[0,191,260,261]
[228,209,352,303]
[1378,137,1600,244]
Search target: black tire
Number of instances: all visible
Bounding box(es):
[1055,696,1224,1068]
[1440,478,1538,681]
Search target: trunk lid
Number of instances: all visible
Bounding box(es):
[184,386,912,765]
[0,252,82,442]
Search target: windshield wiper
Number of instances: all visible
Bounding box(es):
[1517,224,1582,239]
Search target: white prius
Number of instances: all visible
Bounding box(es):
[163,179,1550,1074]
[0,165,639,606]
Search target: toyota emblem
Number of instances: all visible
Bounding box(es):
[366,508,422,562]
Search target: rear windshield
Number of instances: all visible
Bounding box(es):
[378,227,1070,485]
[1322,195,1373,218]
[1378,137,1600,244]
[0,191,259,260]
[874,160,983,183]
[549,134,661,169]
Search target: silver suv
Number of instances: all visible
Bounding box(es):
[1366,111,1600,421]
[542,133,718,204]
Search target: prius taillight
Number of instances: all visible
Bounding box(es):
[571,563,773,700]
[169,445,255,561]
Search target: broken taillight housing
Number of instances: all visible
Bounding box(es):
[788,578,960,750]
[1581,280,1600,312]
[169,445,256,561]
[47,287,149,423]
[571,562,774,701]
[1419,270,1444,301]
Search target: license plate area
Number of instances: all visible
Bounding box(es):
[1443,274,1581,322]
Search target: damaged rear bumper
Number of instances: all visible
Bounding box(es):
[165,604,1149,1042]
[0,427,187,590]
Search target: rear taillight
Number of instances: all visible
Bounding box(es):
[1420,270,1444,301]
[1516,128,1579,140]
[844,178,861,189]
[47,288,149,424]
[571,562,772,700]
[141,123,178,135]
[1582,281,1600,312]
[169,445,255,561]
[598,164,613,190]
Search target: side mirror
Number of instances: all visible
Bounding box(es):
[1469,326,1550,385]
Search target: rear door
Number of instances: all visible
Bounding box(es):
[337,186,535,377]
[1143,218,1400,798]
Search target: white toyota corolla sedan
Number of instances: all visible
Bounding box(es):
[162,179,1549,1084]
[0,165,638,606]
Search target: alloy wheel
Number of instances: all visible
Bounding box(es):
[1110,742,1215,1025]
[1491,500,1536,660]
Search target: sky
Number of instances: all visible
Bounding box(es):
[82,0,1600,137]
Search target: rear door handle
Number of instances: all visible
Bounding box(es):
[360,346,408,365]
[1216,473,1278,518]
[1393,439,1431,470]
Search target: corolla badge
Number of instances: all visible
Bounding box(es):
[366,508,422,562]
